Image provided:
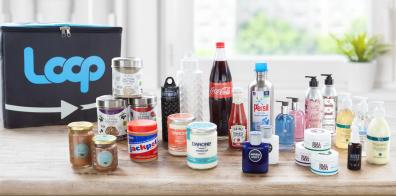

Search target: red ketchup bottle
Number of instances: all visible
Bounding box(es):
[228,87,247,149]
[209,42,233,139]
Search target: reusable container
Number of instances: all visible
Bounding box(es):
[295,142,310,167]
[92,135,118,172]
[111,57,143,98]
[310,150,339,176]
[168,113,195,156]
[127,119,158,162]
[96,95,128,140]
[161,77,180,142]
[67,121,94,168]
[128,94,157,121]
[304,128,332,152]
[186,122,218,170]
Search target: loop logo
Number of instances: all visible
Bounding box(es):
[23,47,105,93]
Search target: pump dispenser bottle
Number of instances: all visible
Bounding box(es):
[351,96,369,156]
[286,97,304,142]
[367,101,391,165]
[275,101,295,151]
[321,74,337,134]
[335,93,354,149]
[348,124,362,170]
[305,76,323,129]
[261,124,279,164]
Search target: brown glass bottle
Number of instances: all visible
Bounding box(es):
[347,142,362,170]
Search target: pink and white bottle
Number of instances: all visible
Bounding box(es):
[304,76,323,129]
[287,97,305,142]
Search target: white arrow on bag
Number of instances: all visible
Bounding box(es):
[5,100,79,119]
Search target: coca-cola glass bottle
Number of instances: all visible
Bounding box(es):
[209,42,233,139]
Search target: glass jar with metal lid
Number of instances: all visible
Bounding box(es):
[168,113,195,156]
[186,121,218,169]
[128,94,157,121]
[68,121,94,168]
[111,57,143,98]
[92,134,118,172]
[96,95,128,140]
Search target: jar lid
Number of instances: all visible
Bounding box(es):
[96,95,127,108]
[128,119,157,133]
[129,94,157,107]
[187,121,217,134]
[111,57,143,69]
[304,128,331,151]
[67,121,93,132]
[168,113,195,124]
[92,134,117,145]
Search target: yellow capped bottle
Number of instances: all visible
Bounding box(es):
[335,93,354,149]
[367,101,390,164]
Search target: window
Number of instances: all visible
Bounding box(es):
[193,0,369,57]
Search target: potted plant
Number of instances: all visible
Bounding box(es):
[333,33,391,92]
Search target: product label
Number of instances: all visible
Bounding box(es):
[112,69,142,96]
[322,96,336,134]
[251,90,271,131]
[209,82,232,99]
[97,151,113,167]
[131,107,156,121]
[128,133,158,160]
[230,125,247,147]
[187,132,217,165]
[97,108,128,137]
[74,143,89,159]
[305,99,322,129]
[336,123,351,147]
[168,128,187,152]
[367,135,390,160]
[248,149,263,163]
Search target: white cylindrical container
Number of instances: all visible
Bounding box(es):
[310,150,339,176]
[304,128,332,151]
[295,142,310,167]
[186,122,218,170]
[111,57,143,98]
[168,113,195,156]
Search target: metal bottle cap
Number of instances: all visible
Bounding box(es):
[111,57,143,69]
[96,95,128,108]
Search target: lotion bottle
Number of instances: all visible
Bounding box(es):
[261,125,279,165]
[335,93,354,149]
[321,74,337,135]
[305,76,323,129]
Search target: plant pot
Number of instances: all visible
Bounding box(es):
[348,61,376,92]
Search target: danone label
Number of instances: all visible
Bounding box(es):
[187,132,217,165]
[251,90,270,131]
[209,82,232,99]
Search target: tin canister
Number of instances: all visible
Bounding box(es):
[128,94,157,121]
[112,57,143,98]
[96,95,128,140]
[127,119,158,162]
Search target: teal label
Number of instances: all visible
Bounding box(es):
[187,155,217,164]
[74,143,89,159]
[97,151,113,167]
[336,123,351,129]
[367,135,390,142]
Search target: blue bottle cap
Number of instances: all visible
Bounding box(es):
[255,62,268,72]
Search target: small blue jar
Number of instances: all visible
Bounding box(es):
[242,131,269,173]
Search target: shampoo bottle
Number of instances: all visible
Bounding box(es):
[335,93,354,149]
[275,101,295,151]
[304,76,323,129]
[321,74,337,135]
[367,101,391,165]
[286,97,305,142]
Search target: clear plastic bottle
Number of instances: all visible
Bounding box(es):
[286,97,305,142]
[176,53,203,121]
[335,93,354,149]
[351,96,369,156]
[275,101,295,151]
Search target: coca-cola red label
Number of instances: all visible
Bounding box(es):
[209,82,232,99]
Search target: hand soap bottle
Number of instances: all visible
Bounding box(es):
[286,97,305,142]
[348,124,362,170]
[321,74,337,135]
[261,125,279,165]
[242,131,269,173]
[275,101,295,151]
[367,101,391,165]
[305,76,323,129]
[335,93,354,149]
[351,96,369,156]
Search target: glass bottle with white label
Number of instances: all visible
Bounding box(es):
[249,62,274,137]
[228,87,247,149]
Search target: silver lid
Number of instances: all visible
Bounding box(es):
[111,57,143,69]
[129,94,157,107]
[187,121,217,135]
[96,95,128,108]
[169,113,195,125]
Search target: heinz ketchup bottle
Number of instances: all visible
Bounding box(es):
[209,42,233,139]
[228,87,247,148]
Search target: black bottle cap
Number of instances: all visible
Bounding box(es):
[276,100,289,106]
[305,76,318,87]
[286,97,299,102]
[321,74,334,85]
[161,77,179,96]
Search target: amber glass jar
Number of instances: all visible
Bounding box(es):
[68,121,94,168]
[92,135,118,172]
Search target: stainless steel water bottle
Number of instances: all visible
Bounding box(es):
[161,77,180,142]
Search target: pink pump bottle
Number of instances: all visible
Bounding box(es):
[287,97,305,142]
